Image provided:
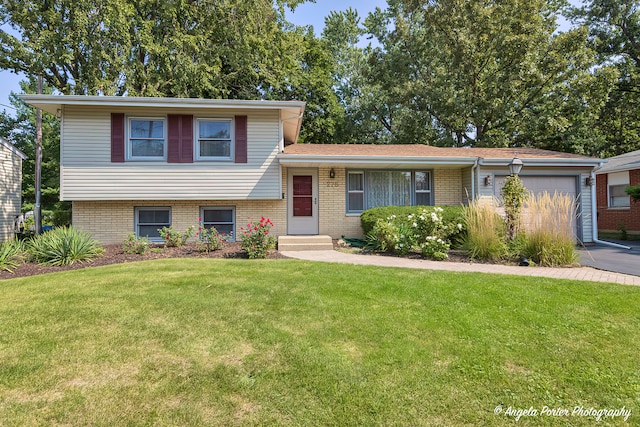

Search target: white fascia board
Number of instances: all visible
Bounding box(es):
[0,136,27,159]
[278,154,478,167]
[19,94,306,116]
[479,158,603,168]
[595,161,640,175]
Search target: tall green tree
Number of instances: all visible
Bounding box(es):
[571,0,640,156]
[363,0,604,148]
[0,80,69,225]
[0,0,308,97]
[0,0,339,143]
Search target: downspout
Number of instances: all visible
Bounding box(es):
[590,164,631,249]
[470,158,479,203]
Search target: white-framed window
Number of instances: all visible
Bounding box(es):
[135,207,171,242]
[196,118,233,161]
[346,170,433,213]
[608,171,630,208]
[200,207,235,241]
[415,171,432,205]
[347,171,364,213]
[128,117,166,160]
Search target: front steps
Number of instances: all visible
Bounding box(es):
[278,235,333,251]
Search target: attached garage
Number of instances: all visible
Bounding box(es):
[493,174,582,241]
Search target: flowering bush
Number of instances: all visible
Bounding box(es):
[122,233,150,254]
[159,225,195,247]
[196,218,224,253]
[365,207,463,260]
[240,217,276,259]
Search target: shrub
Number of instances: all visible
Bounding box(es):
[626,185,640,202]
[519,192,578,266]
[241,217,276,259]
[26,227,104,266]
[0,238,24,273]
[501,175,527,240]
[159,225,195,247]
[361,206,465,236]
[365,219,398,253]
[462,199,508,261]
[196,225,224,253]
[365,207,464,260]
[122,233,150,255]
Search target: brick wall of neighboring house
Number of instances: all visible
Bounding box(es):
[597,169,640,234]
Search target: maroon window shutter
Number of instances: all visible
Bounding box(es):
[168,114,193,163]
[111,113,125,162]
[235,115,247,163]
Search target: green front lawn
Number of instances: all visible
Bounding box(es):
[1,259,638,425]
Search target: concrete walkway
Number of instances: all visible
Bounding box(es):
[280,250,640,286]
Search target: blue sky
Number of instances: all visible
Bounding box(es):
[0,0,572,116]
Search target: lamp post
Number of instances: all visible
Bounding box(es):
[509,154,523,175]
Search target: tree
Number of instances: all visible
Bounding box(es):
[571,0,640,156]
[0,80,69,225]
[363,0,603,148]
[0,0,309,97]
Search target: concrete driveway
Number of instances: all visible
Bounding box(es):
[579,240,640,277]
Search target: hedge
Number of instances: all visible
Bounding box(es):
[360,205,466,235]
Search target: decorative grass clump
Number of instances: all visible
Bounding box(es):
[462,198,507,261]
[26,226,104,266]
[521,192,578,266]
[0,238,24,273]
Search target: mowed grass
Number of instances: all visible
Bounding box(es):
[0,259,639,426]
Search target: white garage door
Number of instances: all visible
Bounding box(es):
[494,175,580,238]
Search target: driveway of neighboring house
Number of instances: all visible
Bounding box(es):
[578,240,640,277]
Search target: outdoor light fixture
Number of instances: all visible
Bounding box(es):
[484,175,492,186]
[329,168,335,179]
[509,154,523,175]
[586,177,594,186]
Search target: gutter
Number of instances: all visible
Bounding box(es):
[590,164,631,249]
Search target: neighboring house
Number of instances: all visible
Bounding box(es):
[0,136,27,242]
[596,149,640,235]
[20,95,603,245]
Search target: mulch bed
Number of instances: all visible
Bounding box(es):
[0,242,288,280]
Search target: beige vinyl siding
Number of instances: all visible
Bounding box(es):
[61,105,282,200]
[478,166,594,243]
[0,144,22,242]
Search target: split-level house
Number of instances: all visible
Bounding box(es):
[21,95,603,246]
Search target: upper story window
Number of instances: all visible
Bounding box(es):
[196,118,234,161]
[608,171,630,208]
[128,117,166,160]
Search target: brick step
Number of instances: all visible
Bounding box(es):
[278,235,333,251]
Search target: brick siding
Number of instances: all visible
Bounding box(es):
[596,169,640,234]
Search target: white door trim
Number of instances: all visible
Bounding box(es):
[287,168,319,235]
